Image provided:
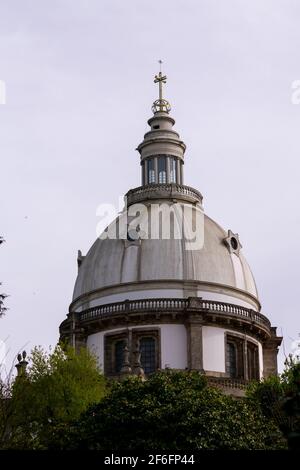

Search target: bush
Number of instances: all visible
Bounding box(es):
[65,371,285,450]
[0,345,106,449]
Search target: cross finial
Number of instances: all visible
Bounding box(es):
[154,61,167,101]
[152,60,171,113]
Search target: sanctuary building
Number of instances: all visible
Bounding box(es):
[60,69,282,391]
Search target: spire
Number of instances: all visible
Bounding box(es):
[137,64,186,186]
[152,60,171,114]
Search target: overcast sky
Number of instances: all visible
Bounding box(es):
[1,0,300,374]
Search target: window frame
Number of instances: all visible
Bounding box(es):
[169,156,177,183]
[158,156,167,184]
[224,332,260,381]
[147,158,156,184]
[104,328,161,376]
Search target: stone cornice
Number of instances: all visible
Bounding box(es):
[70,279,261,312]
[125,183,203,207]
[137,137,186,154]
[61,297,271,344]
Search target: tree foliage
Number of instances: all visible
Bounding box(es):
[0,345,106,449]
[63,371,285,451]
[246,359,300,450]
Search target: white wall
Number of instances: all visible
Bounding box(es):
[87,331,104,370]
[78,288,257,311]
[86,323,187,371]
[87,289,184,308]
[202,326,226,373]
[202,326,264,378]
[160,324,187,369]
[87,324,263,378]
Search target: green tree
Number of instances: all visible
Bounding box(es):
[279,358,300,450]
[0,345,106,449]
[65,371,285,450]
[246,359,300,450]
[246,375,286,424]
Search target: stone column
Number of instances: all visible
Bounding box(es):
[74,329,87,353]
[69,312,87,353]
[176,159,181,184]
[263,327,282,377]
[185,311,204,371]
[154,157,158,184]
[244,340,249,381]
[141,162,145,186]
[144,159,148,185]
[166,156,170,183]
[181,161,184,184]
[263,341,280,377]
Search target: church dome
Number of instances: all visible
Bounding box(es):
[71,68,259,311]
[61,66,282,386]
[73,212,258,304]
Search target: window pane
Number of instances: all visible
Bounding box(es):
[226,342,237,378]
[170,157,177,183]
[148,158,155,184]
[140,337,156,374]
[158,157,166,183]
[115,340,126,373]
[247,343,259,380]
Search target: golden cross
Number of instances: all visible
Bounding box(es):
[154,60,167,101]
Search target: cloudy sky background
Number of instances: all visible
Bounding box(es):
[1,0,300,373]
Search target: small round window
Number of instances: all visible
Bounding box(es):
[230,237,238,250]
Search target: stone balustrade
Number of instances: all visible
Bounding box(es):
[125,183,203,206]
[79,297,270,329]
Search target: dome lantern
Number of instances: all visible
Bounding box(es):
[137,62,186,186]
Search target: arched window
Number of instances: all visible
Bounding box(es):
[115,340,126,373]
[148,158,155,184]
[158,156,167,183]
[170,157,177,183]
[140,337,156,374]
[226,342,237,378]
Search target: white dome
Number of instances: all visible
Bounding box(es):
[73,211,258,306]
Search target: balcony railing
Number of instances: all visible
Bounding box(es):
[78,297,270,329]
[207,376,248,390]
[125,184,203,206]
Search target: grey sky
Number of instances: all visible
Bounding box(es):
[1,0,299,373]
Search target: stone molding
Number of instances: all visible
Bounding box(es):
[60,297,273,348]
[70,279,261,312]
[125,183,203,207]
